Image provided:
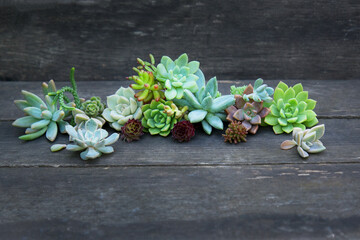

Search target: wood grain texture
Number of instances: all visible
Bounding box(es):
[1,0,359,81]
[2,118,359,166]
[2,79,360,120]
[0,164,359,239]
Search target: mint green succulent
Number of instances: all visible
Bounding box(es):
[72,108,105,131]
[141,99,178,137]
[281,124,326,158]
[81,96,106,118]
[51,119,119,160]
[13,80,72,141]
[102,87,143,131]
[264,81,318,134]
[173,74,235,135]
[155,53,200,100]
[243,78,274,102]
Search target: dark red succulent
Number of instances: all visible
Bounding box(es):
[223,121,248,144]
[121,119,144,142]
[171,121,195,142]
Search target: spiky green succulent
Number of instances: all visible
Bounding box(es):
[102,87,143,131]
[281,124,326,158]
[173,73,235,135]
[13,80,72,141]
[129,70,165,103]
[223,121,247,144]
[155,53,200,100]
[264,82,318,134]
[81,96,105,117]
[243,78,274,102]
[51,119,119,160]
[141,99,179,136]
[230,85,247,95]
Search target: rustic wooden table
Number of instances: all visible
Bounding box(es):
[1,80,359,239]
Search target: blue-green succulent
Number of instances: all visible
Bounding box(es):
[155,53,200,100]
[13,80,72,141]
[243,78,274,102]
[173,71,235,134]
[51,119,119,160]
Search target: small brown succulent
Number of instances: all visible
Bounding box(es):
[225,85,270,134]
[121,119,144,142]
[223,121,248,144]
[171,121,195,142]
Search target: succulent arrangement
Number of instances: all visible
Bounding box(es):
[281,124,326,158]
[12,55,326,161]
[264,82,318,134]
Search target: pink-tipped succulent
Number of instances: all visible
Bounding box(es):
[223,121,248,144]
[121,119,144,142]
[225,90,270,134]
[171,121,195,142]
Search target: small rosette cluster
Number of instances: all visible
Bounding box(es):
[222,121,247,144]
[281,124,326,158]
[141,99,178,136]
[61,119,119,160]
[129,70,165,103]
[264,82,318,134]
[12,80,70,141]
[174,75,235,135]
[171,121,195,142]
[121,119,144,142]
[81,96,105,118]
[102,87,142,131]
[155,53,200,100]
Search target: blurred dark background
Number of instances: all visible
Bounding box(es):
[0,0,359,82]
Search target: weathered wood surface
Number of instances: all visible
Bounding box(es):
[2,80,360,120]
[0,165,359,239]
[2,118,360,166]
[1,0,360,81]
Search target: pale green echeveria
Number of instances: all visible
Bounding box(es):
[72,108,105,131]
[281,124,326,158]
[102,87,142,131]
[155,53,200,100]
[173,75,235,135]
[264,81,318,134]
[13,88,71,141]
[243,78,274,102]
[55,119,119,160]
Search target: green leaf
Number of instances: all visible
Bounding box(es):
[284,88,295,102]
[293,83,303,95]
[205,113,223,130]
[188,61,200,74]
[183,90,202,109]
[308,140,326,153]
[22,90,46,109]
[201,95,213,111]
[210,95,235,113]
[254,78,263,89]
[277,99,285,110]
[174,53,188,67]
[188,110,208,123]
[19,127,47,141]
[277,81,288,92]
[264,114,278,126]
[278,118,288,126]
[46,121,58,142]
[288,98,298,108]
[269,104,280,117]
[204,77,218,98]
[293,123,306,130]
[14,100,31,111]
[296,91,308,103]
[194,69,205,89]
[183,81,198,93]
[273,88,284,103]
[304,117,318,127]
[296,114,307,123]
[201,120,212,135]
[282,124,294,133]
[287,117,298,123]
[308,124,325,141]
[196,86,205,102]
[305,99,317,110]
[31,119,50,130]
[305,110,316,121]
[297,101,307,113]
[273,125,284,134]
[165,88,177,100]
[149,128,161,135]
[12,116,38,128]
[157,63,168,77]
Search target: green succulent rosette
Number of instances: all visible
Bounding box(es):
[264,81,318,134]
[141,99,178,137]
[81,96,105,117]
[155,53,200,100]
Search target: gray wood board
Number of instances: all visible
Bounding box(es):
[1,80,359,120]
[0,164,359,239]
[1,0,359,81]
[2,118,359,166]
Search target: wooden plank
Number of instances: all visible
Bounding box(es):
[2,80,360,120]
[0,1,359,81]
[0,164,359,239]
[2,118,359,166]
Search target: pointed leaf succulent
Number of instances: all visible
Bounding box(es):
[171,120,195,142]
[129,70,165,103]
[121,119,144,142]
[223,121,248,144]
[230,85,247,96]
[173,75,235,135]
[102,87,143,131]
[141,99,179,137]
[243,78,274,102]
[155,53,200,100]
[264,81,318,134]
[52,119,119,160]
[281,124,326,158]
[13,81,73,141]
